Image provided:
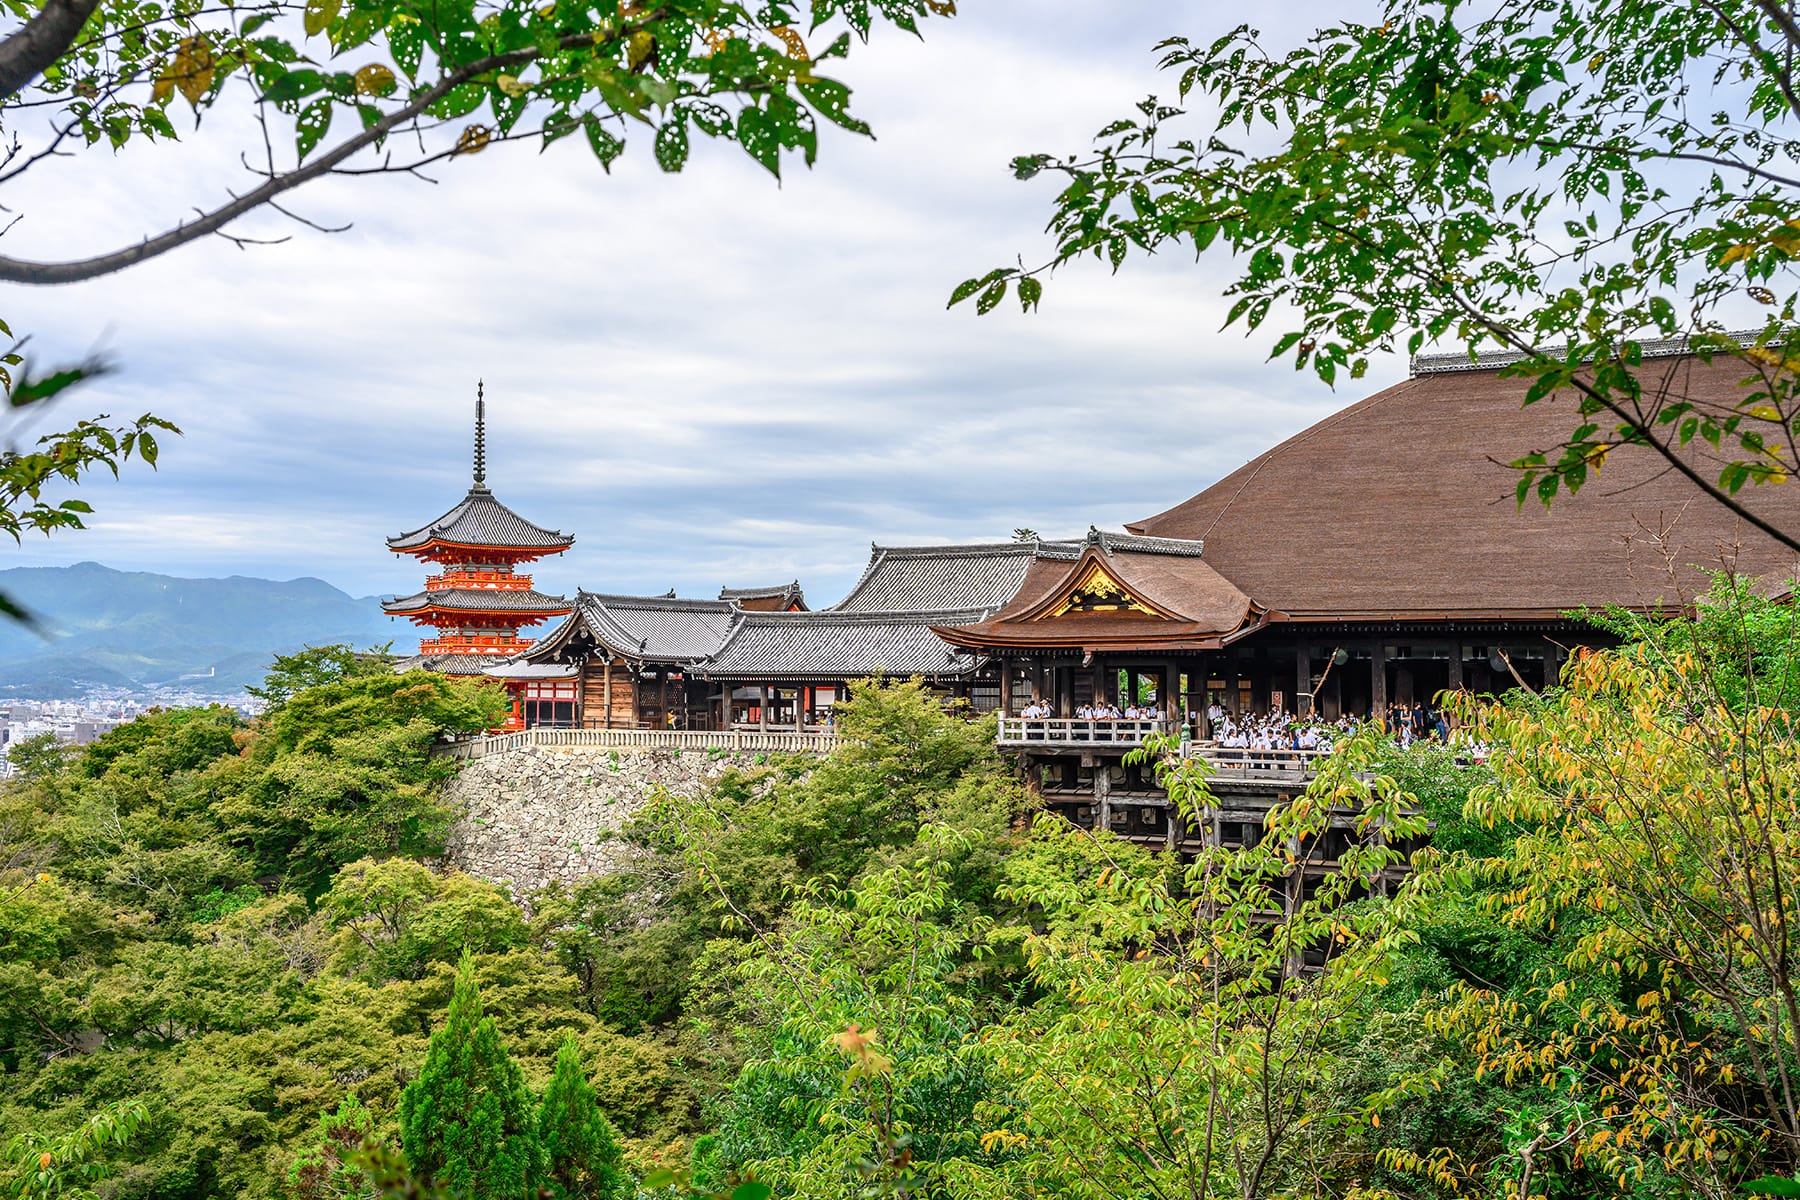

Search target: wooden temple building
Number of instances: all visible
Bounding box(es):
[390,346,1800,842]
[384,389,576,728]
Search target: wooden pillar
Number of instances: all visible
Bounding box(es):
[1371,643,1389,725]
[1094,761,1111,833]
[758,683,769,731]
[1295,650,1311,717]
[1447,641,1465,695]
[999,661,1013,716]
[603,659,614,730]
[659,669,670,728]
[1163,661,1180,724]
[1544,644,1563,689]
[1225,660,1240,715]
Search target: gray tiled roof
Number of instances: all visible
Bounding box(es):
[483,660,576,680]
[1079,529,1207,558]
[388,487,574,553]
[393,652,512,675]
[383,587,571,615]
[831,542,1078,612]
[699,608,990,680]
[719,581,804,601]
[532,591,739,662]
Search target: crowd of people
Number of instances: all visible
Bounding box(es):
[1014,697,1460,752]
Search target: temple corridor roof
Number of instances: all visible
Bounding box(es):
[700,608,991,680]
[830,541,1075,612]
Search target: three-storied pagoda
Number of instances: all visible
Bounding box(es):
[384,387,575,699]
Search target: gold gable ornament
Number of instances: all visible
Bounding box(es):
[1038,561,1160,619]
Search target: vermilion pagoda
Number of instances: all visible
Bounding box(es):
[384,386,574,684]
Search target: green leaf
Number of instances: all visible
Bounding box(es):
[303,0,340,38]
[1744,1178,1800,1197]
[584,115,624,170]
[732,1185,773,1200]
[295,98,333,160]
[1018,276,1043,312]
[975,279,1007,314]
[653,115,689,172]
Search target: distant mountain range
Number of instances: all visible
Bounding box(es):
[0,562,398,696]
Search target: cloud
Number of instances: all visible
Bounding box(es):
[0,0,1402,615]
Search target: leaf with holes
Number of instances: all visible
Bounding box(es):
[654,115,688,172]
[295,98,333,159]
[353,63,396,96]
[303,0,340,37]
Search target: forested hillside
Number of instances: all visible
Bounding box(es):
[0,563,394,695]
[2,586,1798,1200]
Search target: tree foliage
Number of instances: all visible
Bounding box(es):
[0,0,950,287]
[398,954,546,1199]
[538,1035,626,1200]
[960,1,1800,551]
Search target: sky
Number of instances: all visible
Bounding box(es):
[2,1,1405,612]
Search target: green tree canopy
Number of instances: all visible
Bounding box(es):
[538,1035,626,1200]
[398,954,545,1199]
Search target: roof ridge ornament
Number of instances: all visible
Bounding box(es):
[471,381,490,492]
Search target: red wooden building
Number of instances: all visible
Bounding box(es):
[384,388,575,728]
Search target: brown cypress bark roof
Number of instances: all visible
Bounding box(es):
[1128,354,1800,618]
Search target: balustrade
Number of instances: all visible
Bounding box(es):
[996,717,1170,747]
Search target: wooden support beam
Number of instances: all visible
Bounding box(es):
[1372,643,1390,725]
[603,659,613,730]
[999,661,1013,715]
[1295,650,1310,717]
[1094,761,1111,834]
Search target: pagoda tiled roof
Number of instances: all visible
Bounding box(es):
[699,607,991,681]
[830,541,1079,612]
[382,587,572,616]
[388,486,574,554]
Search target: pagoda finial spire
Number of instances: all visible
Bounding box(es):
[473,380,487,491]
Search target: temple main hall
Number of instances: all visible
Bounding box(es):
[385,342,1800,741]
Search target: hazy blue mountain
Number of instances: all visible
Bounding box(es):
[0,562,399,695]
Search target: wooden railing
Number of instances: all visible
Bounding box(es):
[437,726,840,761]
[996,717,1171,747]
[1189,744,1330,781]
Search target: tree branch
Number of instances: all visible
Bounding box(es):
[0,31,593,285]
[0,0,102,99]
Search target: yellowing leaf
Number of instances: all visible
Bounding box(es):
[1720,243,1757,265]
[453,124,493,155]
[353,63,397,96]
[495,73,529,97]
[770,24,807,58]
[627,31,655,68]
[164,35,214,107]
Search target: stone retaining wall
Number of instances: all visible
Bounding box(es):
[441,743,778,894]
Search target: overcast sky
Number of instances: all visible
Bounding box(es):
[3,1,1402,615]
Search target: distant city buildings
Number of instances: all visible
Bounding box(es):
[0,688,261,777]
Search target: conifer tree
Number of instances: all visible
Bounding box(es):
[537,1036,627,1200]
[398,954,544,1199]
